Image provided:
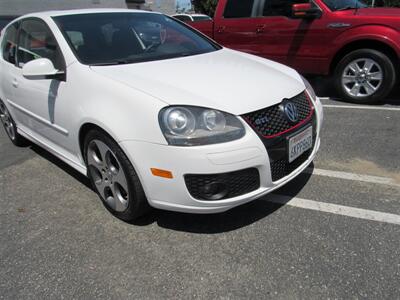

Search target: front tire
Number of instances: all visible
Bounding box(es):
[334,49,396,104]
[0,99,28,146]
[84,129,151,222]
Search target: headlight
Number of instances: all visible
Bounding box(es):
[301,75,317,101]
[301,75,323,124]
[159,106,245,146]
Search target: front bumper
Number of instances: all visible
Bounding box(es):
[119,97,323,214]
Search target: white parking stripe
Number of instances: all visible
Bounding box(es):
[323,104,400,111]
[268,195,400,225]
[304,168,400,188]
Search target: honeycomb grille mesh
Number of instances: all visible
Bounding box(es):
[242,92,312,137]
[270,150,311,182]
[185,168,260,201]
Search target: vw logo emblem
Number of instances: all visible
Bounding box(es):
[283,102,299,123]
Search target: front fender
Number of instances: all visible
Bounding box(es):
[331,24,400,57]
[68,64,168,164]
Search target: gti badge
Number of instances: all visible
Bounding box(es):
[255,116,269,126]
[283,102,299,123]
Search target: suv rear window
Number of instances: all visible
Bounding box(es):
[224,0,255,18]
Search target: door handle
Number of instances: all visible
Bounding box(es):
[217,26,226,33]
[256,25,265,34]
[12,78,18,88]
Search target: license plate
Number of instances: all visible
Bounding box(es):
[288,126,313,163]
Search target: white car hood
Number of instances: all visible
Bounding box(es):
[91,48,305,115]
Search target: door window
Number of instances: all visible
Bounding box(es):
[17,19,64,70]
[1,22,19,64]
[262,0,309,17]
[224,0,255,18]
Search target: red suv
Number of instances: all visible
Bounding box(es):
[190,0,400,103]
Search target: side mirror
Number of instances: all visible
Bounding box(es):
[292,3,322,19]
[22,58,65,81]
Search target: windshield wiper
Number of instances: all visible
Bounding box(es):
[89,59,135,66]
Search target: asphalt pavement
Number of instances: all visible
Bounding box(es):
[0,81,399,299]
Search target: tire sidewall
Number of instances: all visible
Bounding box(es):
[334,49,396,104]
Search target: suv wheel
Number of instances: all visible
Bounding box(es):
[84,129,151,222]
[334,49,396,104]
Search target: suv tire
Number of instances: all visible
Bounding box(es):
[334,49,396,104]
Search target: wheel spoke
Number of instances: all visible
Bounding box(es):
[87,140,108,169]
[95,178,109,200]
[369,71,383,81]
[342,75,356,85]
[113,169,129,195]
[111,183,128,212]
[104,194,118,211]
[350,83,361,96]
[87,151,104,169]
[349,62,361,74]
[94,141,110,165]
[364,82,377,95]
[363,59,374,72]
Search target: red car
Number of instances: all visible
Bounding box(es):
[190,0,400,103]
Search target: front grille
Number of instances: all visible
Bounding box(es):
[242,92,312,138]
[270,149,312,182]
[185,168,260,201]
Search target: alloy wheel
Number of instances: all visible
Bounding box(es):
[0,102,16,140]
[341,58,383,98]
[87,139,130,212]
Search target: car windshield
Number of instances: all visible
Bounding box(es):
[53,12,220,65]
[322,0,368,11]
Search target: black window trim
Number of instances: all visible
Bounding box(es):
[1,20,20,66]
[16,17,67,76]
[222,0,259,19]
[222,0,320,20]
[255,0,322,20]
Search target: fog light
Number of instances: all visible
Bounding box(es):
[201,181,228,200]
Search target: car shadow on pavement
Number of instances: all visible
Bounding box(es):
[137,167,314,234]
[30,144,92,190]
[30,141,313,233]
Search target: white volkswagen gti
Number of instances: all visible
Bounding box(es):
[0,9,323,221]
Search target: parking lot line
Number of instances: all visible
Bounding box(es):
[323,104,400,111]
[268,195,400,225]
[304,168,400,188]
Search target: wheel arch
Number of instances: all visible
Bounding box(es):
[78,122,117,164]
[329,39,400,75]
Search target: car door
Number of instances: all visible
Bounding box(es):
[255,0,329,73]
[214,0,268,55]
[11,18,70,149]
